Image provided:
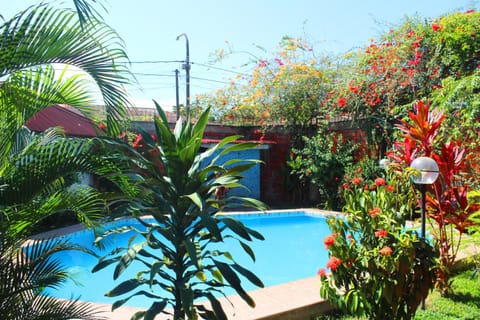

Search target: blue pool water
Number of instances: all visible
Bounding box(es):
[45,210,331,308]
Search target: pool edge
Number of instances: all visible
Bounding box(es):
[32,208,339,319]
[90,275,335,320]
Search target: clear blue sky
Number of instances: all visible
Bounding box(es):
[3,0,477,109]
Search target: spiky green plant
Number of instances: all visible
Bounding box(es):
[94,104,268,320]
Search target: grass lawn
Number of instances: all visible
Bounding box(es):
[316,267,480,320]
[415,268,480,320]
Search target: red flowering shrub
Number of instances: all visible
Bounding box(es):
[374,177,385,186]
[369,207,381,217]
[374,229,388,238]
[352,177,362,185]
[319,171,437,319]
[326,256,343,272]
[379,246,393,256]
[385,184,395,192]
[323,233,337,249]
[317,268,326,278]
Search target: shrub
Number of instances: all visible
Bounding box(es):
[288,128,356,210]
[319,173,437,320]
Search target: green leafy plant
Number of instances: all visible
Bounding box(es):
[93,105,267,320]
[319,173,437,320]
[288,128,356,210]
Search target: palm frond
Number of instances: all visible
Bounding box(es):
[9,184,106,238]
[0,135,95,206]
[0,4,132,135]
[0,237,105,320]
[72,0,107,27]
[0,65,96,161]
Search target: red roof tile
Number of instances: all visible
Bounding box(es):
[25,104,99,137]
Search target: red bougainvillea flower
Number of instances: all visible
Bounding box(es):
[379,246,393,256]
[349,86,359,94]
[132,133,143,149]
[258,59,267,67]
[98,123,106,130]
[317,268,326,278]
[274,57,284,66]
[431,23,441,31]
[323,233,337,249]
[374,177,385,186]
[375,230,388,238]
[369,207,381,217]
[342,183,350,190]
[385,185,395,192]
[337,97,347,107]
[352,177,363,185]
[326,256,343,272]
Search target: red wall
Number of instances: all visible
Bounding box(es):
[134,121,368,207]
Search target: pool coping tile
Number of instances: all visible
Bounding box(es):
[30,208,337,319]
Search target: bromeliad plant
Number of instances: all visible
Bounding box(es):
[93,104,267,320]
[319,174,437,320]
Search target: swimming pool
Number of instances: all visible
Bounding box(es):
[44,209,332,308]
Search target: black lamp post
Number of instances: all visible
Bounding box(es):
[409,156,439,309]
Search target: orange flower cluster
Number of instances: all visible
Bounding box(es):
[326,256,343,272]
[379,246,393,256]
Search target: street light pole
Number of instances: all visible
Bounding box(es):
[176,33,190,117]
[409,156,439,310]
[175,69,180,120]
[419,184,427,241]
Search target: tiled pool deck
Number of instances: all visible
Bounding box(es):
[93,275,333,319]
[33,209,339,319]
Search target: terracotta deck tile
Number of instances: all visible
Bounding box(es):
[92,276,334,320]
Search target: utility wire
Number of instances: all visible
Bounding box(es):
[127,60,184,64]
[126,59,248,76]
[130,72,231,85]
[190,76,230,84]
[132,72,176,77]
[191,61,250,76]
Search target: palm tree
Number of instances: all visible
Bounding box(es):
[0,0,133,318]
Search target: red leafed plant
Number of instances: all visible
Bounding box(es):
[395,100,445,156]
[388,100,479,296]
